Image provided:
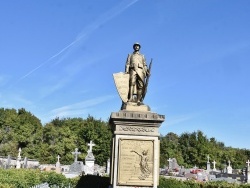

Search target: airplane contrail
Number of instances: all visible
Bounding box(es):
[15,0,140,83]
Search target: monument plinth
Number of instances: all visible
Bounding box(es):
[110,42,165,188]
[109,111,164,188]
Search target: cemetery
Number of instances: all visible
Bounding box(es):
[1,137,250,188]
[0,42,250,187]
[1,0,250,187]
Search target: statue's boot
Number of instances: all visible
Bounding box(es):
[128,86,134,102]
[137,90,142,105]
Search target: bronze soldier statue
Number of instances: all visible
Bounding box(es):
[125,43,150,105]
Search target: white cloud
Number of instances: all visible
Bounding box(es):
[44,95,115,121]
[14,0,140,85]
[167,114,196,126]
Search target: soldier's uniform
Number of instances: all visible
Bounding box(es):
[125,43,148,103]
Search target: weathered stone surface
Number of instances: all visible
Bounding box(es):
[109,110,165,188]
[109,111,165,137]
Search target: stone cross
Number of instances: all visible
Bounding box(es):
[17,148,22,160]
[212,160,216,170]
[87,141,96,153]
[246,160,250,167]
[72,148,81,162]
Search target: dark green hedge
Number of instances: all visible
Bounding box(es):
[0,169,78,188]
[1,169,250,188]
[159,176,250,188]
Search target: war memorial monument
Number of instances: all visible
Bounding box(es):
[109,43,165,188]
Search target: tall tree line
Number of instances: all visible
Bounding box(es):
[0,107,249,169]
[160,131,250,169]
[0,108,111,166]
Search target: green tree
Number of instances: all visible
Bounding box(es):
[0,108,43,159]
[81,116,112,166]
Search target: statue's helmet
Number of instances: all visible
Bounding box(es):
[133,42,141,49]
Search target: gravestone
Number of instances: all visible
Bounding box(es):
[227,160,232,174]
[55,155,61,173]
[69,148,84,174]
[6,155,11,169]
[16,148,22,169]
[206,155,211,172]
[23,157,28,168]
[212,160,216,171]
[110,43,165,188]
[84,141,95,175]
[0,160,3,169]
[179,166,186,176]
[246,160,250,183]
[106,158,110,175]
[170,158,180,170]
[167,158,172,170]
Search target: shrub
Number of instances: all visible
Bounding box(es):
[0,169,78,188]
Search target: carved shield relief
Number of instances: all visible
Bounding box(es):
[113,72,129,103]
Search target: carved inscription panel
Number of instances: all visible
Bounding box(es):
[118,139,154,186]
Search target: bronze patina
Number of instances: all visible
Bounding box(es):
[113,43,151,107]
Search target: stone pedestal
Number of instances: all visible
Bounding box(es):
[227,165,232,174]
[206,162,210,173]
[247,167,250,184]
[56,161,61,174]
[16,160,21,169]
[107,158,110,175]
[109,110,165,188]
[85,152,95,175]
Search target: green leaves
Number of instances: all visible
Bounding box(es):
[42,115,111,165]
[1,107,249,170]
[0,169,78,187]
[160,130,249,169]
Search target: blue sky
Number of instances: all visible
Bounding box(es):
[0,0,249,149]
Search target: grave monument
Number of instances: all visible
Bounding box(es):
[55,155,61,173]
[84,140,96,175]
[109,43,165,188]
[212,160,217,171]
[227,160,232,174]
[16,148,22,169]
[68,148,84,174]
[246,159,250,183]
[206,155,211,172]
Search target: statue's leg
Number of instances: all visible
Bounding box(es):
[136,77,144,104]
[128,85,134,102]
[128,70,136,102]
[137,89,142,104]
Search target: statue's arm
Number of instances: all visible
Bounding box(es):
[131,150,142,157]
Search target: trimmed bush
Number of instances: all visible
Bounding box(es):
[0,169,78,188]
[159,176,250,188]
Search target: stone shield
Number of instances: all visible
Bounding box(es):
[113,72,129,103]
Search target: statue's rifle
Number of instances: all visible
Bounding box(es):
[142,58,152,101]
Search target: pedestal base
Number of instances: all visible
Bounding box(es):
[109,110,165,188]
[121,102,151,112]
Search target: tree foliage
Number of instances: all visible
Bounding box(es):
[0,107,249,170]
[0,168,78,187]
[0,108,111,166]
[160,130,250,169]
